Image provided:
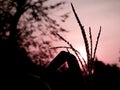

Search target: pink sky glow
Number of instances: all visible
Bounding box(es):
[46,0,120,67]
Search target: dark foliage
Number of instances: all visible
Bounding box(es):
[0,0,68,89]
[0,0,68,66]
[1,1,120,90]
[45,51,120,90]
[93,60,120,90]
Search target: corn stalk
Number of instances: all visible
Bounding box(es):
[71,3,101,75]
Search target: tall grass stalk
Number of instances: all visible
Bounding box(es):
[51,3,101,76]
[93,26,101,60]
[71,3,101,75]
[89,27,93,60]
[71,3,90,63]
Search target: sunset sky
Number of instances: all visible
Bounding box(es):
[48,0,120,66]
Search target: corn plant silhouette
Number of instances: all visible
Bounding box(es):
[52,3,102,76]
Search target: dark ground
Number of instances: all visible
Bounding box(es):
[1,43,120,90]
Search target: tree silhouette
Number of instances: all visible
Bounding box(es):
[0,0,68,89]
[0,0,68,65]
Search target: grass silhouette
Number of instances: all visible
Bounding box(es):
[1,2,120,90]
[53,3,102,76]
[47,3,120,90]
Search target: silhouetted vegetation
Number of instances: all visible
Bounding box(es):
[0,0,68,65]
[1,1,120,90]
[0,0,68,89]
[44,3,120,90]
[45,55,120,90]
